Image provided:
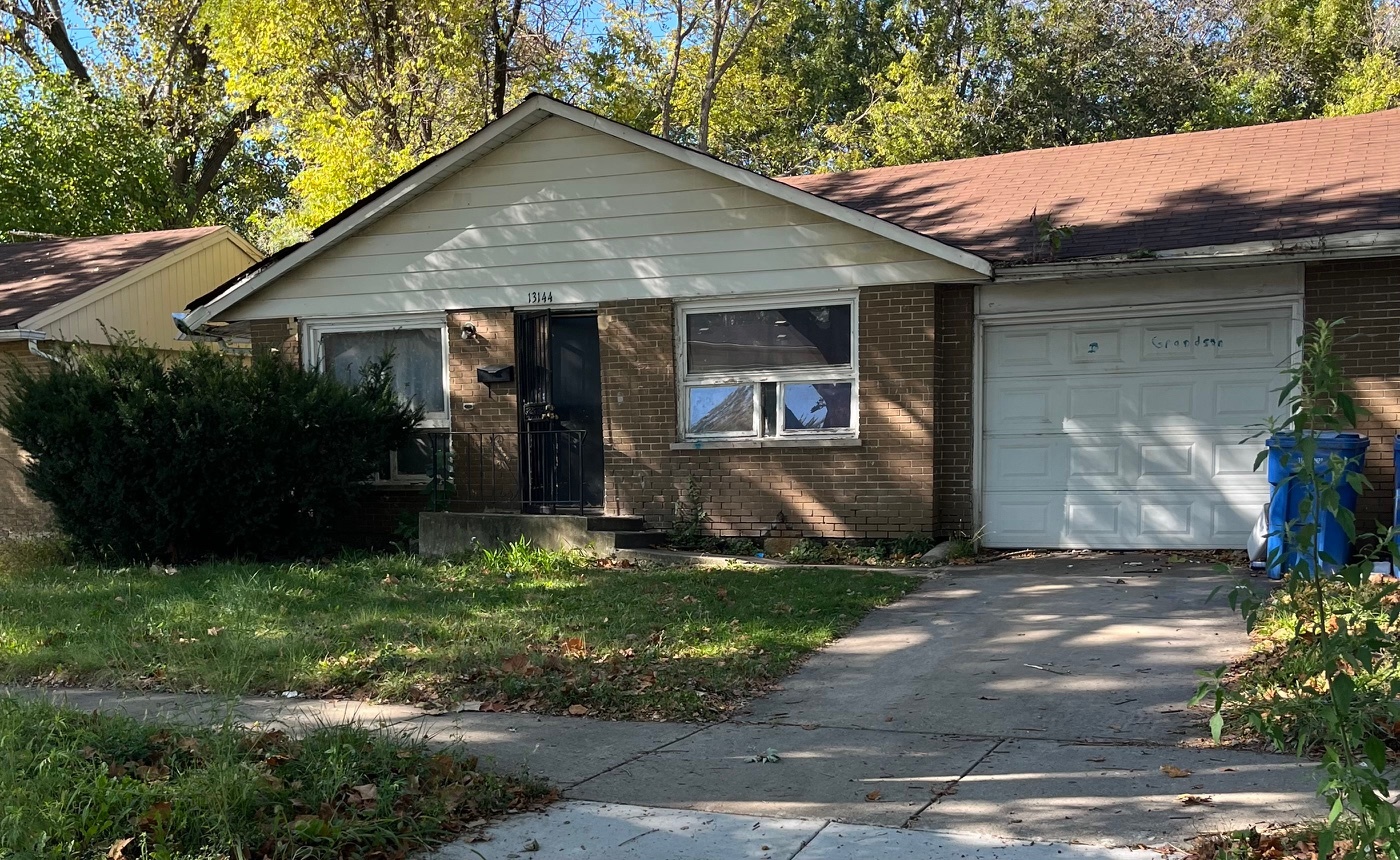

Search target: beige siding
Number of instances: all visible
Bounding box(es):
[43,236,258,348]
[228,117,970,320]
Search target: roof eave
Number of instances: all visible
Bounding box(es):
[992,229,1400,281]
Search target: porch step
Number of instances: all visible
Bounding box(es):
[587,515,647,532]
[610,529,668,549]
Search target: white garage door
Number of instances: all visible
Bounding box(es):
[981,308,1293,549]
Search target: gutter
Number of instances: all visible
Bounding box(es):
[0,329,58,362]
[993,229,1400,282]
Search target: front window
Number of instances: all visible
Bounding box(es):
[678,297,858,441]
[306,315,450,481]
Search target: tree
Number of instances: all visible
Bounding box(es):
[203,0,583,242]
[0,68,178,237]
[0,0,286,238]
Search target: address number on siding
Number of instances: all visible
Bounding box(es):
[525,291,554,304]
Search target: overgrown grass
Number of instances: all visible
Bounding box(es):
[0,539,919,720]
[1219,578,1400,755]
[0,696,549,859]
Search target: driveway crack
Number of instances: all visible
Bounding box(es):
[564,719,725,791]
[784,819,832,860]
[900,737,1004,829]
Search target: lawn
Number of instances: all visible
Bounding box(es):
[0,696,550,859]
[0,540,919,721]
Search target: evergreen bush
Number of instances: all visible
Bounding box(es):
[0,339,421,561]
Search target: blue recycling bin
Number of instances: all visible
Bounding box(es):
[1265,432,1370,579]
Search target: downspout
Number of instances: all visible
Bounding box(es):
[27,338,59,363]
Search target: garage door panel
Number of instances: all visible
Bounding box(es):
[982,307,1292,549]
[982,489,1269,548]
[985,371,1284,431]
[985,432,1265,490]
[985,314,1292,379]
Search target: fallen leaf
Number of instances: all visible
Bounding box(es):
[865,790,882,802]
[107,837,135,859]
[501,653,530,674]
[523,838,541,852]
[206,626,224,637]
[567,704,592,716]
[1178,794,1213,805]
[978,696,1000,701]
[561,637,587,656]
[455,701,484,712]
[1160,765,1192,778]
[349,783,379,808]
[136,801,173,830]
[1086,756,1106,763]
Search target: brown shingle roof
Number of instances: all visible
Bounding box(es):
[0,227,221,329]
[780,109,1400,263]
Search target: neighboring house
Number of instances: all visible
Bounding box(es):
[181,95,1400,550]
[0,227,263,535]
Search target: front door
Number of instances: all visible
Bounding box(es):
[515,310,605,510]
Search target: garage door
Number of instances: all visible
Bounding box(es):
[981,308,1292,549]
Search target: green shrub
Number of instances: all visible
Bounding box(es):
[784,538,824,564]
[0,339,420,561]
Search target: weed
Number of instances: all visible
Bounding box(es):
[669,476,713,550]
[784,538,825,564]
[1195,319,1400,859]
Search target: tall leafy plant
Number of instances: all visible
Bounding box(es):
[1,338,421,561]
[1195,319,1400,859]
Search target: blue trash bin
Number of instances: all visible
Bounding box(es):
[1265,431,1370,579]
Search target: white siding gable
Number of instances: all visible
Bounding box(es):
[226,118,976,321]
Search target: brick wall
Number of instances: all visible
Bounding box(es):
[1305,258,1400,531]
[447,310,519,505]
[249,318,299,362]
[934,284,976,534]
[0,342,55,536]
[596,285,938,539]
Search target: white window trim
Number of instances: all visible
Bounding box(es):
[302,313,451,483]
[675,292,860,442]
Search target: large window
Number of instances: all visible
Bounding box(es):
[305,315,450,480]
[678,296,857,441]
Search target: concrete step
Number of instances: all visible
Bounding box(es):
[587,515,647,532]
[611,530,668,549]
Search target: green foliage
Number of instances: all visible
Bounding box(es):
[0,549,918,721]
[0,697,546,858]
[1194,319,1400,859]
[784,538,824,564]
[0,0,288,240]
[0,338,421,561]
[0,69,178,238]
[201,0,577,243]
[722,537,760,556]
[669,475,713,550]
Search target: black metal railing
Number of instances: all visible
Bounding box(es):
[426,429,587,513]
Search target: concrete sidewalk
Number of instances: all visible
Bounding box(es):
[430,800,1156,860]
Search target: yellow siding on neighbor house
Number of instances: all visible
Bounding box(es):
[42,237,257,348]
[226,117,969,320]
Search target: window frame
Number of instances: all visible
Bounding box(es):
[675,293,860,442]
[303,313,451,483]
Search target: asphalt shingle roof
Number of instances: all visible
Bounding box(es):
[780,109,1400,263]
[0,227,221,329]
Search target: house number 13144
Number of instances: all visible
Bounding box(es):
[526,291,554,304]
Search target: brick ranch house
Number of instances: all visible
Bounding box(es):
[1,227,262,535]
[181,95,1400,550]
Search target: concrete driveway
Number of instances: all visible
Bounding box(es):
[563,553,1323,847]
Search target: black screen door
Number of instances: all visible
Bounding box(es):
[515,310,604,510]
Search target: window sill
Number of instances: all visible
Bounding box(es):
[669,437,862,451]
